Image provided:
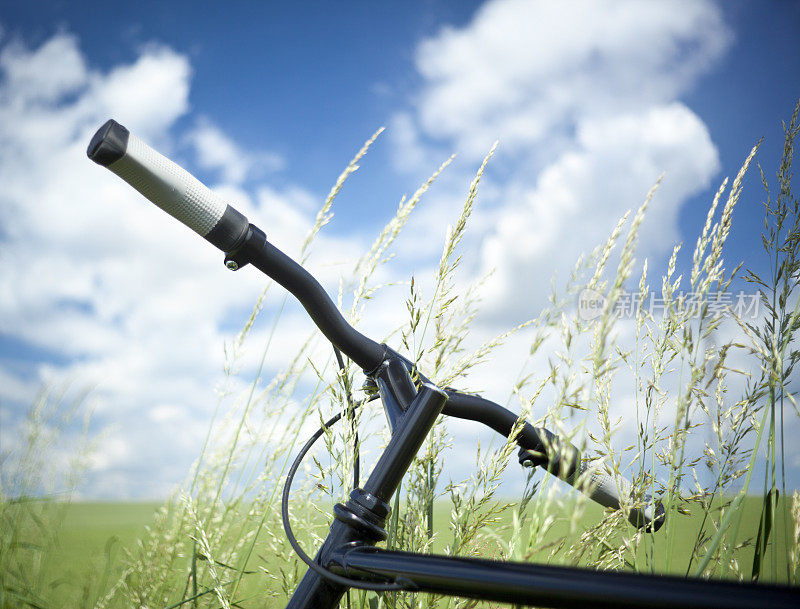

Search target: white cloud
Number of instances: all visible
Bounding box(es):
[187,118,284,184]
[372,0,759,495]
[148,403,187,423]
[89,435,133,472]
[3,4,781,502]
[0,33,274,497]
[411,0,730,159]
[0,32,88,103]
[0,366,40,405]
[389,111,434,174]
[479,103,719,319]
[359,0,740,501]
[385,0,729,322]
[93,44,191,140]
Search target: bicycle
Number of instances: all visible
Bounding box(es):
[87,119,799,609]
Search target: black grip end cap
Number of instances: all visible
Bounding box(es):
[87,119,129,166]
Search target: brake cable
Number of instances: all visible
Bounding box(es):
[280,357,403,593]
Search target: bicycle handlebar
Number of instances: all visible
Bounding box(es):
[446,391,663,531]
[87,119,664,532]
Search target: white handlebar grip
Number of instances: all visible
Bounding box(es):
[87,119,250,252]
[575,461,665,532]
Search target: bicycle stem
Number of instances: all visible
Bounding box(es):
[286,369,448,607]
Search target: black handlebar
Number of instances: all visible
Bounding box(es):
[87,118,664,531]
[237,225,386,372]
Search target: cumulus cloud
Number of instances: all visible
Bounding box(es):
[0,34,210,497]
[1,2,765,499]
[187,118,284,184]
[0,32,88,103]
[0,366,40,405]
[93,45,191,140]
[410,0,730,159]
[388,0,729,322]
[0,31,358,497]
[479,103,719,319]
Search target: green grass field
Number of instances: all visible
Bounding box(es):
[22,494,790,609]
[3,502,162,608]
[48,503,161,599]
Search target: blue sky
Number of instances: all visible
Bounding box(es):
[1,0,799,499]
